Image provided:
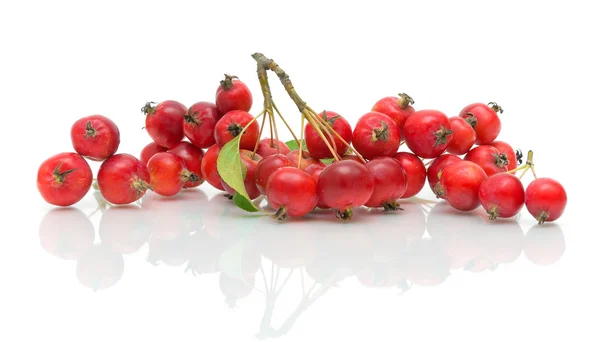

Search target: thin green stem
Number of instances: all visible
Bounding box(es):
[307,106,365,163]
[253,111,268,158]
[273,102,301,148]
[298,114,305,166]
[305,111,340,161]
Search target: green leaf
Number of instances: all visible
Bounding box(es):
[321,158,335,165]
[233,192,260,212]
[217,135,259,211]
[285,139,307,151]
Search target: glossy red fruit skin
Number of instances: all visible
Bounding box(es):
[147,152,186,196]
[201,145,225,191]
[37,152,93,206]
[317,160,375,212]
[143,100,186,148]
[488,141,518,171]
[342,154,364,163]
[371,94,415,141]
[215,76,253,114]
[304,164,329,209]
[71,115,120,161]
[352,112,401,160]
[305,111,353,159]
[97,154,151,205]
[256,138,291,157]
[394,152,426,198]
[255,154,292,195]
[221,151,261,200]
[402,110,453,159]
[446,117,475,155]
[437,161,488,211]
[214,110,259,150]
[464,145,508,177]
[478,173,525,219]
[525,178,567,223]
[286,150,325,170]
[426,154,462,192]
[266,167,318,217]
[140,142,168,165]
[459,103,501,145]
[167,141,205,188]
[183,102,220,148]
[364,157,408,208]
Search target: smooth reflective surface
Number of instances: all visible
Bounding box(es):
[29,189,577,340]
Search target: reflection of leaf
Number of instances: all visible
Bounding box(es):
[285,139,307,151]
[217,135,259,212]
[233,192,260,212]
[218,240,249,281]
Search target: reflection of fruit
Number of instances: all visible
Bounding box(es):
[39,208,94,260]
[219,273,256,308]
[464,256,496,273]
[365,201,426,260]
[306,226,372,283]
[99,205,150,254]
[356,261,405,288]
[427,202,485,269]
[141,190,207,240]
[147,234,188,267]
[259,225,316,269]
[76,244,124,291]
[406,238,451,286]
[524,226,566,266]
[184,230,225,274]
[483,222,524,264]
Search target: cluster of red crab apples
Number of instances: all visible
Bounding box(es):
[37,75,567,224]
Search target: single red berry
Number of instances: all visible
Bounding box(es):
[286,150,325,170]
[525,178,567,224]
[488,141,519,171]
[215,74,253,114]
[435,160,487,211]
[371,93,415,141]
[140,142,168,165]
[393,152,426,198]
[256,138,291,157]
[446,117,476,155]
[403,110,453,158]
[266,167,318,220]
[364,157,408,210]
[352,111,400,160]
[306,110,353,159]
[464,145,508,177]
[141,100,186,148]
[147,152,191,196]
[426,154,462,192]
[71,115,120,161]
[459,102,502,145]
[255,154,292,195]
[37,152,93,207]
[478,173,525,219]
[214,110,259,150]
[97,153,151,205]
[201,144,225,191]
[304,164,329,209]
[167,141,205,188]
[221,150,262,200]
[183,101,220,148]
[317,160,375,220]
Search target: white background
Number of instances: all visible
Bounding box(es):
[1,0,598,341]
